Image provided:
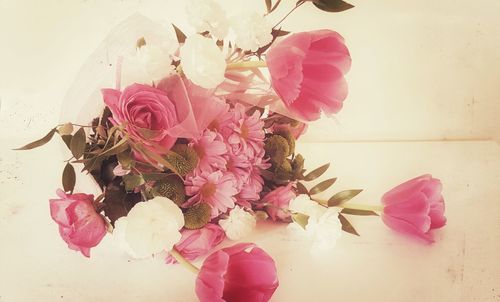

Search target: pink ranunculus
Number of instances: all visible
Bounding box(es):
[49,189,107,257]
[266,30,351,121]
[382,174,447,243]
[195,243,279,302]
[166,223,226,264]
[261,183,296,222]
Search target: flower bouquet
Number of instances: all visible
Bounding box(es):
[16,1,447,301]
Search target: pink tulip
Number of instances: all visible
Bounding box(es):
[166,224,226,264]
[382,174,446,243]
[49,189,107,257]
[195,243,279,302]
[266,30,351,121]
[261,183,296,222]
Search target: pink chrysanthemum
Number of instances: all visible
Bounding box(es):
[190,130,228,172]
[184,170,239,218]
[237,168,265,203]
[224,150,251,191]
[224,103,266,154]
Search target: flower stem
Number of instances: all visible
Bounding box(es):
[312,198,384,212]
[226,60,267,70]
[170,248,200,274]
[336,203,384,212]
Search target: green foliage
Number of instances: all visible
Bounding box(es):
[292,212,310,230]
[309,178,337,195]
[62,163,76,193]
[14,128,57,150]
[70,127,87,159]
[338,213,359,236]
[341,208,378,216]
[328,189,363,207]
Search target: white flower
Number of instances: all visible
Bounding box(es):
[136,43,176,82]
[180,34,227,89]
[112,197,184,259]
[219,206,256,240]
[288,195,342,252]
[289,194,325,218]
[305,208,342,251]
[230,12,273,52]
[186,0,229,40]
[121,42,176,86]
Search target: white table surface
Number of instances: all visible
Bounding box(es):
[1,139,499,301]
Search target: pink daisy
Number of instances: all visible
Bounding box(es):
[184,170,238,218]
[190,130,228,172]
[224,103,266,154]
[237,168,265,203]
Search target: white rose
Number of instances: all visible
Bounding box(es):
[186,0,229,40]
[288,195,342,252]
[112,197,184,259]
[180,34,227,89]
[230,12,273,52]
[219,206,256,240]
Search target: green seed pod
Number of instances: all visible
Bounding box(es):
[275,159,293,181]
[264,135,290,165]
[274,129,295,156]
[152,175,186,206]
[164,144,199,176]
[184,202,212,230]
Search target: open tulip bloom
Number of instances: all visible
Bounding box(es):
[15,1,446,301]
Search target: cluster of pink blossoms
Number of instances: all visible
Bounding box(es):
[184,103,270,217]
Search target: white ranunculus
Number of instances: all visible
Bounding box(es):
[230,12,273,52]
[112,197,184,259]
[288,195,342,252]
[219,205,256,240]
[180,34,227,89]
[186,0,229,40]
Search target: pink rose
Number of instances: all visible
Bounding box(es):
[266,30,351,121]
[382,174,447,243]
[49,189,107,257]
[166,224,226,264]
[102,75,227,153]
[196,243,279,302]
[261,183,296,222]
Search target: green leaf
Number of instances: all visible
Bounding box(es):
[273,29,291,37]
[292,212,310,230]
[338,213,359,236]
[13,128,57,150]
[62,163,76,193]
[328,189,363,207]
[265,0,272,12]
[172,24,187,44]
[341,208,379,216]
[311,0,354,12]
[70,127,86,159]
[122,174,145,191]
[303,163,330,181]
[116,150,134,169]
[99,136,129,158]
[296,181,309,195]
[61,135,72,149]
[309,177,337,195]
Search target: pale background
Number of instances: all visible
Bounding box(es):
[0,0,499,301]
